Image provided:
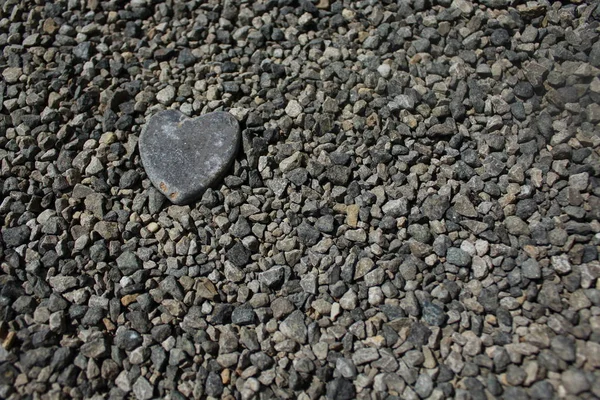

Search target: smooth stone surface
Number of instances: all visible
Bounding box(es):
[139,110,240,204]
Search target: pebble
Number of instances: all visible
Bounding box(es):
[139,110,240,204]
[561,369,590,395]
[156,86,176,105]
[522,259,541,280]
[280,310,307,344]
[422,301,447,326]
[327,377,355,400]
[2,67,22,83]
[446,248,471,267]
[1,225,31,247]
[336,358,357,378]
[285,100,303,118]
[340,290,358,310]
[377,64,392,78]
[133,377,153,400]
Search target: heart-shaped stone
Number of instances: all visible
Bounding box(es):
[139,110,240,205]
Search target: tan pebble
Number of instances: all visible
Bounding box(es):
[147,222,159,233]
[121,294,139,306]
[2,331,16,350]
[346,204,360,227]
[103,318,116,331]
[221,369,231,385]
[42,18,58,34]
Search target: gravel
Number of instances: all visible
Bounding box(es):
[1,1,599,399]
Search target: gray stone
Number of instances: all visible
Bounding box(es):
[552,255,573,276]
[116,251,141,275]
[505,215,530,236]
[315,214,335,233]
[352,348,379,365]
[548,229,568,247]
[355,258,375,280]
[224,262,245,283]
[2,67,22,83]
[297,222,321,246]
[325,165,351,186]
[550,335,575,362]
[327,377,355,400]
[590,41,600,67]
[156,85,176,105]
[285,100,303,118]
[433,235,452,256]
[139,110,240,205]
[568,172,589,191]
[300,273,317,294]
[404,349,424,368]
[483,155,505,177]
[514,81,534,98]
[84,193,105,219]
[48,276,78,293]
[394,95,415,110]
[515,199,537,219]
[538,282,563,312]
[453,194,478,217]
[522,258,541,279]
[422,301,446,326]
[415,373,434,398]
[231,217,251,238]
[422,195,450,220]
[280,153,304,173]
[231,304,255,326]
[13,296,36,313]
[561,369,590,395]
[204,371,223,397]
[521,26,538,43]
[491,29,510,46]
[382,198,409,217]
[73,42,92,60]
[227,242,251,268]
[506,365,527,386]
[569,290,591,310]
[127,311,152,333]
[345,229,367,242]
[119,170,140,189]
[259,265,285,288]
[407,322,431,347]
[428,119,456,136]
[336,358,357,378]
[280,310,307,344]
[94,221,120,240]
[587,103,600,123]
[250,352,274,369]
[340,289,358,310]
[364,268,385,287]
[116,329,143,351]
[80,337,109,359]
[446,247,471,267]
[271,297,294,319]
[529,381,554,399]
[0,363,17,387]
[1,225,31,247]
[407,224,431,243]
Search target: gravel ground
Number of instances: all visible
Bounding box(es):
[1,0,600,399]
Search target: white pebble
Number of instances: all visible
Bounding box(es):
[377,63,392,78]
[285,100,303,118]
